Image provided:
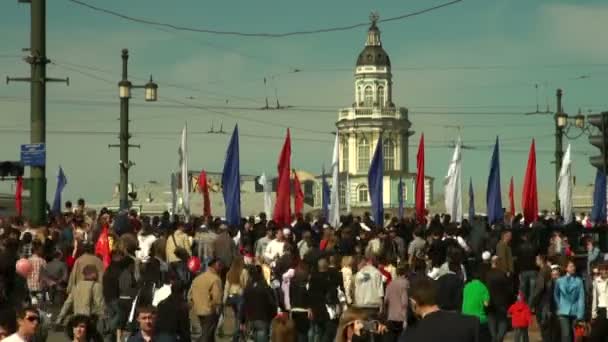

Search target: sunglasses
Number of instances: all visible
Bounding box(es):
[25,316,40,323]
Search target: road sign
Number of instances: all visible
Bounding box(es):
[20,143,46,166]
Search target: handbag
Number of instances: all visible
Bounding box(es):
[171,233,190,261]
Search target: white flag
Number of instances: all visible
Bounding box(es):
[258,173,273,219]
[329,134,340,227]
[444,138,463,222]
[558,144,573,223]
[179,123,190,221]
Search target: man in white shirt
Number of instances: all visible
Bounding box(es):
[354,258,384,312]
[2,306,39,342]
[264,228,287,263]
[591,263,608,339]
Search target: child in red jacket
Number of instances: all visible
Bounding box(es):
[508,292,532,342]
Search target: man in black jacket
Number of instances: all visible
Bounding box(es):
[400,276,479,342]
[516,232,537,303]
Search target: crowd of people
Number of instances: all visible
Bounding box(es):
[0,199,607,342]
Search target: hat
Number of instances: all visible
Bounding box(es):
[254,216,261,224]
[482,251,491,261]
[219,223,228,230]
[282,228,291,236]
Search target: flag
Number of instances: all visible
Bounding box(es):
[222,125,241,226]
[170,172,177,216]
[273,129,292,227]
[508,177,515,216]
[198,170,211,217]
[15,176,23,216]
[293,170,304,216]
[345,173,351,213]
[487,137,503,225]
[398,175,404,220]
[258,173,273,218]
[444,138,462,222]
[52,167,67,214]
[469,177,475,220]
[591,168,606,224]
[95,225,111,269]
[415,134,426,223]
[322,166,330,219]
[178,123,190,221]
[329,134,340,227]
[522,139,538,224]
[368,135,384,228]
[558,144,573,223]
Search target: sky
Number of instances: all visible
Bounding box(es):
[1,0,607,209]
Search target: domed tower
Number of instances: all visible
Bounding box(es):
[336,13,415,213]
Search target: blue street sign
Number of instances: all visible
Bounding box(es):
[21,143,46,166]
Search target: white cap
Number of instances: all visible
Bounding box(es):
[482,251,491,261]
[283,228,291,236]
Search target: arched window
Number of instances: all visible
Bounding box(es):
[339,181,347,206]
[364,86,373,107]
[357,184,369,203]
[357,87,362,104]
[383,139,395,171]
[357,137,370,171]
[341,139,349,172]
[377,86,385,107]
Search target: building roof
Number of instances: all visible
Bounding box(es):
[356,45,391,67]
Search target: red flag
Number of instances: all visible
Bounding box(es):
[273,129,292,227]
[293,170,304,216]
[15,176,23,216]
[509,177,515,216]
[415,134,425,223]
[198,170,211,217]
[522,139,538,224]
[95,225,111,269]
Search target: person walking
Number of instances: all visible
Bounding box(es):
[508,292,532,342]
[189,258,223,342]
[554,260,585,342]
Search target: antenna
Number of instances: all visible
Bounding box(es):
[219,122,226,134]
[207,120,215,133]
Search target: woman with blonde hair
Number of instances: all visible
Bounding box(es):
[341,256,356,305]
[336,307,386,342]
[224,256,249,341]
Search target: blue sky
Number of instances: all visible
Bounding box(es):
[1,0,607,209]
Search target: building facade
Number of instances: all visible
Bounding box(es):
[315,16,433,216]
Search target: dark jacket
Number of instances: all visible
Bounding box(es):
[289,275,310,309]
[516,240,537,272]
[437,273,464,311]
[530,265,552,310]
[308,270,341,321]
[242,281,277,323]
[399,310,479,342]
[213,231,237,267]
[484,268,512,314]
[156,292,191,342]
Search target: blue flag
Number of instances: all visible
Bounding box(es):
[591,168,606,224]
[398,175,404,220]
[51,167,67,214]
[222,125,241,226]
[322,166,330,219]
[468,177,475,220]
[487,137,503,225]
[368,136,384,228]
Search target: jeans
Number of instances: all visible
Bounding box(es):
[519,271,537,303]
[312,320,338,342]
[513,328,529,342]
[198,314,219,342]
[487,312,508,342]
[103,300,123,342]
[226,295,243,342]
[558,315,575,342]
[250,320,270,342]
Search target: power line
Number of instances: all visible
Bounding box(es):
[66,0,463,37]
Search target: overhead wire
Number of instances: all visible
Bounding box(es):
[66,0,463,38]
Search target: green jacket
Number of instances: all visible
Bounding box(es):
[462,279,490,323]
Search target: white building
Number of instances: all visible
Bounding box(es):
[315,15,433,216]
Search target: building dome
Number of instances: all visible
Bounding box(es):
[356,45,391,67]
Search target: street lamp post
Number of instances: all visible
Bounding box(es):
[555,89,565,215]
[112,49,158,211]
